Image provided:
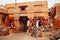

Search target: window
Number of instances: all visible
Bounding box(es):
[19,6,28,11]
[34,12,42,13]
[21,7,25,10]
[34,4,42,7]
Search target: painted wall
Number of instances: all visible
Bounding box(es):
[5,1,48,32]
[5,1,48,19]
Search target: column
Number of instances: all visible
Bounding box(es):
[14,18,20,33]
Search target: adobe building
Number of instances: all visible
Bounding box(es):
[0,5,8,26]
[5,1,48,18]
[5,1,48,32]
[50,3,60,19]
[50,3,60,29]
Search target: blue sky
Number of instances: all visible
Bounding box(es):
[0,0,60,8]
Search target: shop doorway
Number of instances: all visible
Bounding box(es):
[19,16,29,32]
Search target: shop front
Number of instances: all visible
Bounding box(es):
[19,16,29,32]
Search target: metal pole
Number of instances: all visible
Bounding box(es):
[15,0,17,3]
[15,0,17,8]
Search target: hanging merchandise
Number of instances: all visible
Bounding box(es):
[53,19,60,29]
[6,16,14,27]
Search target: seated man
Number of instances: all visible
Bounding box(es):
[32,25,38,38]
